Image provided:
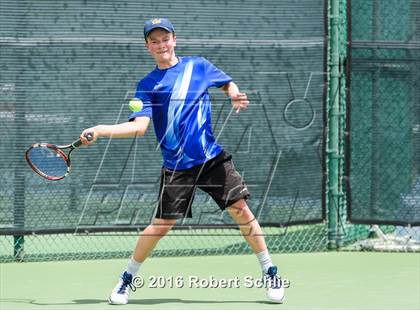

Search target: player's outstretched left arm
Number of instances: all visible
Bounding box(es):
[221,81,249,113]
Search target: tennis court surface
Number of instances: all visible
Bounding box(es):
[1,252,419,310]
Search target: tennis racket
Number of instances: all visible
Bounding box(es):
[25,133,93,181]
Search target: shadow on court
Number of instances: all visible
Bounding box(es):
[22,298,271,305]
[93,298,276,305]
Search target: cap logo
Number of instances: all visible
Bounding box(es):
[151,18,161,25]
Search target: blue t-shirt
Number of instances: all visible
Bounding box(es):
[128,56,232,170]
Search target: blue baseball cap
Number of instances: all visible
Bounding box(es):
[144,18,175,39]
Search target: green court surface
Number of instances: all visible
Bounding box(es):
[1,252,419,310]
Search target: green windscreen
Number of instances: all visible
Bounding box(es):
[348,0,420,225]
[0,0,326,235]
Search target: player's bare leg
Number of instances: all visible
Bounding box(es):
[133,218,177,262]
[227,199,285,303]
[109,218,176,304]
[226,199,267,253]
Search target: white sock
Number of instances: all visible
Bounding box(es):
[256,249,274,273]
[126,257,141,276]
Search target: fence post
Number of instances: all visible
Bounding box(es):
[14,83,26,262]
[13,1,27,262]
[327,0,345,249]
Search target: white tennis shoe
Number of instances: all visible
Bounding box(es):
[264,266,285,303]
[108,271,135,305]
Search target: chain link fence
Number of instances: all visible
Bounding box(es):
[1,0,418,263]
[345,0,420,251]
[0,0,330,262]
[1,225,329,262]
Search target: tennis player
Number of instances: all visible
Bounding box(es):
[81,18,284,304]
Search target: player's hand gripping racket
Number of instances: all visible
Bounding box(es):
[25,133,93,181]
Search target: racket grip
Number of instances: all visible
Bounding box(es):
[73,132,94,148]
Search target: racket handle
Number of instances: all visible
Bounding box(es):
[73,132,94,148]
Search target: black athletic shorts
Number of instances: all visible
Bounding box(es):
[155,150,250,219]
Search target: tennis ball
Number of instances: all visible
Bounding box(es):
[129,98,143,112]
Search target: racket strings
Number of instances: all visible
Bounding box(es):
[26,146,68,178]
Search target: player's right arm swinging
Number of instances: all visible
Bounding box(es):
[80,116,150,145]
